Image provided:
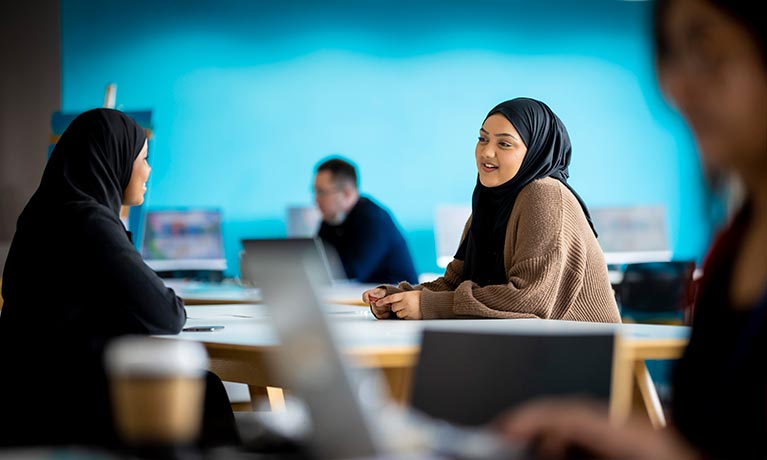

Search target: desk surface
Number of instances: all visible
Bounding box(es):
[178,303,690,364]
[173,303,690,425]
[168,280,377,306]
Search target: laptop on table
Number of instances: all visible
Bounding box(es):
[240,237,346,288]
[410,330,614,427]
[245,249,531,460]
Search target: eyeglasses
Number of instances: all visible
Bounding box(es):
[313,187,343,198]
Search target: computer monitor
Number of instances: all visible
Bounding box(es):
[434,205,472,268]
[590,206,671,265]
[140,208,227,272]
[286,206,321,238]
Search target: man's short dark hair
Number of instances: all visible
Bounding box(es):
[316,157,358,188]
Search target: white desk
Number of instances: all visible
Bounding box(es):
[167,280,376,306]
[173,304,690,428]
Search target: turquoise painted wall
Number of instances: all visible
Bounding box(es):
[60,0,712,277]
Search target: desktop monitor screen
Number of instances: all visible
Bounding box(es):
[434,205,472,268]
[590,206,671,265]
[141,209,226,271]
[286,206,322,238]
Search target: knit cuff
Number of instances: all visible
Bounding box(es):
[420,290,456,319]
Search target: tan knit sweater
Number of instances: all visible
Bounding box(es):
[386,177,621,323]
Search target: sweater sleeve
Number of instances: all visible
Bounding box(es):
[384,258,465,296]
[419,180,587,320]
[419,252,565,319]
[382,217,471,296]
[86,212,187,335]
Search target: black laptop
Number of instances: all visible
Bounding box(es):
[410,329,615,426]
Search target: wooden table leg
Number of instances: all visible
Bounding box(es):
[381,367,412,404]
[248,385,286,412]
[610,336,634,425]
[633,361,666,428]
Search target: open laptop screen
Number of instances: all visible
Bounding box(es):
[141,209,226,271]
[240,237,346,287]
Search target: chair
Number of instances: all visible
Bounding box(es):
[409,330,615,427]
[616,261,697,325]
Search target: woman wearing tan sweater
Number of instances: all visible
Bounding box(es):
[363,98,620,322]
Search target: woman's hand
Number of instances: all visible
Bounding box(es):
[362,287,390,319]
[373,291,422,320]
[496,397,700,460]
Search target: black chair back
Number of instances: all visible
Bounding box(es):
[617,261,696,315]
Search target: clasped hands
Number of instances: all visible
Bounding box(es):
[362,288,422,320]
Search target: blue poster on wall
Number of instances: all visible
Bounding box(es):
[49,109,153,250]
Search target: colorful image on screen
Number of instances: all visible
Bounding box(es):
[141,209,226,271]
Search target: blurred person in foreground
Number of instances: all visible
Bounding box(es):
[497,1,767,459]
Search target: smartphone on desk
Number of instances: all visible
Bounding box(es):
[182,325,225,332]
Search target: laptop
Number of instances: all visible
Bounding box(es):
[410,330,615,427]
[240,237,346,288]
[140,208,227,272]
[247,250,531,460]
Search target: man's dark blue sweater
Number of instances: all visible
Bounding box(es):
[318,197,418,285]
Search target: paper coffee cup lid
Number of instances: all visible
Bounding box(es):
[105,336,209,377]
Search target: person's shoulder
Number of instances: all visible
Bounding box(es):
[357,196,390,218]
[520,176,564,197]
[358,195,381,209]
[354,196,400,229]
[517,177,566,208]
[508,178,568,231]
[63,201,127,243]
[64,200,119,222]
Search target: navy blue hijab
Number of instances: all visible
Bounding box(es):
[455,98,595,286]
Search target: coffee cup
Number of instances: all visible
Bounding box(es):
[104,336,209,449]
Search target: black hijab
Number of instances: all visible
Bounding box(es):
[455,98,595,286]
[22,108,146,223]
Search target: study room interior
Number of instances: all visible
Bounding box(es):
[0,0,758,459]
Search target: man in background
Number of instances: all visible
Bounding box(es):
[314,157,418,285]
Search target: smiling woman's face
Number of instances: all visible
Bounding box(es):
[123,140,150,206]
[475,113,528,187]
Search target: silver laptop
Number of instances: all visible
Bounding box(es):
[247,250,531,460]
[240,237,346,288]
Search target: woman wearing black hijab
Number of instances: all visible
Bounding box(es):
[364,98,620,322]
[0,109,238,448]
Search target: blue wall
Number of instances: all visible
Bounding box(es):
[60,0,712,277]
